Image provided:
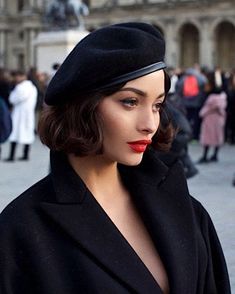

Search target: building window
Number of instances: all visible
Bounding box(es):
[83,0,90,7]
[17,53,25,70]
[18,31,24,41]
[18,0,24,11]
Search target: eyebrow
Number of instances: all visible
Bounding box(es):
[117,87,165,99]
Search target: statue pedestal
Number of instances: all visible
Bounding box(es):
[34,30,89,74]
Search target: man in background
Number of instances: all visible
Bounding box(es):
[4,70,37,161]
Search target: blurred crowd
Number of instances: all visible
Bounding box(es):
[165,64,235,184]
[0,63,235,185]
[0,67,51,161]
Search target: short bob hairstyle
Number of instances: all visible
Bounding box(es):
[38,71,175,156]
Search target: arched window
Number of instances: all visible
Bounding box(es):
[18,0,24,11]
[215,21,235,70]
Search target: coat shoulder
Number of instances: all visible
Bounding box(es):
[0,175,53,229]
[189,197,231,293]
[190,196,219,235]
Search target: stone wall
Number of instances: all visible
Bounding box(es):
[0,0,234,71]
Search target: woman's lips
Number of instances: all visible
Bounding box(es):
[127,140,152,153]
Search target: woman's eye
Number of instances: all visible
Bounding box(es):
[153,102,164,112]
[120,98,138,107]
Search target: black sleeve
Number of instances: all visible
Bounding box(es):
[0,214,32,294]
[197,203,231,294]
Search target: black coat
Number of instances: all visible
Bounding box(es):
[0,151,231,294]
[167,102,192,156]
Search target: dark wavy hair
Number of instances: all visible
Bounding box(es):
[38,71,175,156]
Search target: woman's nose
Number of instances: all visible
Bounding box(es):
[138,111,159,134]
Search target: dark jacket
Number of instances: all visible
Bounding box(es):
[167,102,192,156]
[0,97,12,143]
[0,150,231,294]
[0,80,11,108]
[176,68,206,109]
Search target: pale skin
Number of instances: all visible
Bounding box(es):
[68,70,170,293]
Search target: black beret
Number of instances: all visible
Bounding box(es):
[45,22,166,105]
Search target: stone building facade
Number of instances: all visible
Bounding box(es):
[0,0,234,72]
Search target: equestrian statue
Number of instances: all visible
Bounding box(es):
[45,0,89,30]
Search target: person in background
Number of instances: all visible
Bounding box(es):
[167,67,179,98]
[197,72,227,163]
[4,70,38,161]
[0,96,12,159]
[226,70,235,144]
[0,68,11,108]
[214,66,227,93]
[0,23,230,293]
[232,173,235,187]
[27,67,49,131]
[27,67,45,111]
[47,62,61,85]
[0,68,12,159]
[176,66,207,140]
[158,95,198,179]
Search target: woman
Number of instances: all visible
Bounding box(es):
[198,72,227,163]
[0,23,230,293]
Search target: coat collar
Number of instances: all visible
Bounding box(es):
[48,150,169,204]
[41,150,198,293]
[119,155,198,293]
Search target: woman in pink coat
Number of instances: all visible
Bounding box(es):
[198,74,227,163]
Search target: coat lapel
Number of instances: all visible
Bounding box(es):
[41,151,198,293]
[120,151,198,294]
[40,151,163,294]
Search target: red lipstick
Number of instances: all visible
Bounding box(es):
[127,140,152,153]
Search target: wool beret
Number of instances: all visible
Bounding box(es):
[45,22,167,105]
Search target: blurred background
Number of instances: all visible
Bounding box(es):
[0,0,234,72]
[0,0,235,292]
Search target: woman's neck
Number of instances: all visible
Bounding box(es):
[68,154,127,204]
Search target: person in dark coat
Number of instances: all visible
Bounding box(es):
[0,23,231,294]
[0,68,12,159]
[226,70,235,144]
[175,67,207,140]
[0,68,11,109]
[159,95,198,179]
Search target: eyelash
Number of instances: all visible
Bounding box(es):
[153,103,164,112]
[120,98,164,112]
[120,98,138,107]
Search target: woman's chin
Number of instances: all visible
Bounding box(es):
[120,155,144,166]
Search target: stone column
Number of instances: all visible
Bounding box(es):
[0,31,5,67]
[29,0,35,8]
[4,30,11,69]
[35,0,43,9]
[22,0,35,11]
[199,20,214,70]
[29,29,37,67]
[164,19,179,68]
[0,0,6,10]
[24,28,31,69]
